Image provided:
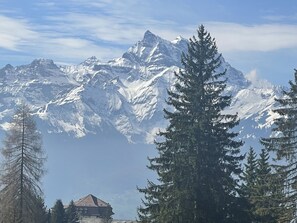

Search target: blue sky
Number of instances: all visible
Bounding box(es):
[0,0,297,86]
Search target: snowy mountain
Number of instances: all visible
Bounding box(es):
[0,30,282,145]
[0,30,283,219]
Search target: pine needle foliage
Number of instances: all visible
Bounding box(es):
[261,69,297,222]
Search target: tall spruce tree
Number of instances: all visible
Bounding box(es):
[0,104,46,223]
[241,147,258,197]
[268,166,289,223]
[251,148,275,222]
[254,148,288,223]
[51,199,66,223]
[242,147,287,223]
[261,69,297,222]
[138,25,244,223]
[241,147,258,221]
[33,196,49,223]
[65,200,78,223]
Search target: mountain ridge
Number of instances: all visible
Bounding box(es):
[0,31,282,146]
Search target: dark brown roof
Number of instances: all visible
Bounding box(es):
[74,194,111,208]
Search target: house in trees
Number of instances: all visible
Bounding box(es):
[74,194,113,223]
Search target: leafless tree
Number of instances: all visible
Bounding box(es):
[0,104,46,223]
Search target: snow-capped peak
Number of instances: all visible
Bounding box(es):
[0,30,281,146]
[171,35,187,44]
[80,56,101,67]
[29,58,58,69]
[142,30,161,46]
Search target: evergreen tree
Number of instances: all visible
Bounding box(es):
[242,147,258,197]
[33,196,48,223]
[269,166,288,223]
[242,148,287,223]
[138,25,244,223]
[241,147,258,221]
[51,199,66,223]
[251,148,275,222]
[252,148,288,223]
[0,104,46,223]
[261,69,297,222]
[65,200,79,223]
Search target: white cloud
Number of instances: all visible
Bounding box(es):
[50,38,92,49]
[263,13,297,22]
[47,12,297,54]
[43,0,184,45]
[0,15,38,50]
[35,1,57,8]
[245,69,273,88]
[45,12,152,44]
[31,36,125,63]
[2,1,297,66]
[206,22,297,52]
[245,69,259,83]
[0,13,127,63]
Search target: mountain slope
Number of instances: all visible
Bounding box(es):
[0,30,281,145]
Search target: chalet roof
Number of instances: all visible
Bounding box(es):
[74,194,111,208]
